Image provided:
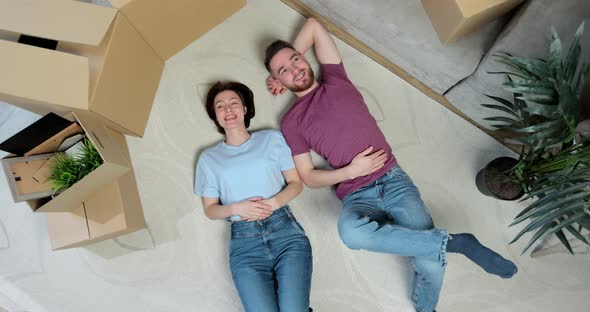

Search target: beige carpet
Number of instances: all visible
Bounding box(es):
[1,1,589,311]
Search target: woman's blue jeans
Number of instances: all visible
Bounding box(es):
[230,206,313,312]
[339,165,448,312]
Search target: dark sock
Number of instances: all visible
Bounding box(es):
[446,233,517,278]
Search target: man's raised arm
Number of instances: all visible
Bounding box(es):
[292,17,341,65]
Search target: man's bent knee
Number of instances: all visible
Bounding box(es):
[338,220,375,250]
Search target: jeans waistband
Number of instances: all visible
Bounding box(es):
[346,165,404,197]
[230,206,294,233]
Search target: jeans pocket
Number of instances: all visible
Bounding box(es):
[389,166,410,180]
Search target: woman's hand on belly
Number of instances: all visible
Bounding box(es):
[231,196,274,221]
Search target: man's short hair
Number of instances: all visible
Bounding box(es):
[264,40,296,73]
[205,81,255,135]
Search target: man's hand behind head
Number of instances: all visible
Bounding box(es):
[267,75,287,96]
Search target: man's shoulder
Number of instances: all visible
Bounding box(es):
[320,61,350,84]
[281,105,304,132]
[280,104,298,124]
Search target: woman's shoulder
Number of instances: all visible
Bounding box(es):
[198,141,224,159]
[254,129,284,139]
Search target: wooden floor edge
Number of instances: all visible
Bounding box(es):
[280,0,514,151]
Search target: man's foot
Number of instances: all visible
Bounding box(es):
[446,233,517,278]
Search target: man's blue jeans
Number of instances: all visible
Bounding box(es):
[339,165,448,312]
[230,206,312,312]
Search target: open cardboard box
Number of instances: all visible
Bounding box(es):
[421,0,524,44]
[2,111,132,213]
[0,0,246,137]
[45,127,145,250]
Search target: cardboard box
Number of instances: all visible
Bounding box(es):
[1,111,132,212]
[46,128,145,250]
[422,0,524,44]
[0,0,246,136]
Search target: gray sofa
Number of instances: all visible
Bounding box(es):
[446,0,590,128]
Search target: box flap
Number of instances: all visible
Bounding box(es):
[422,0,465,43]
[72,111,131,168]
[0,40,89,111]
[0,0,117,46]
[456,0,523,17]
[103,127,144,229]
[87,179,144,236]
[89,14,163,137]
[35,160,129,213]
[85,180,125,225]
[45,205,90,250]
[116,0,246,60]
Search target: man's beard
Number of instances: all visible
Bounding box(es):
[288,69,315,92]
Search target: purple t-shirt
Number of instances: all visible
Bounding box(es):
[281,62,396,199]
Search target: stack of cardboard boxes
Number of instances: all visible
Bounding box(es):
[0,0,245,250]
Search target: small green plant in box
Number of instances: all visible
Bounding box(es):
[48,138,103,193]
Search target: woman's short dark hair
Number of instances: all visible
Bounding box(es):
[264,40,296,73]
[205,81,255,134]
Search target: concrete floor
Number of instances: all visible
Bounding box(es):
[1,0,589,311]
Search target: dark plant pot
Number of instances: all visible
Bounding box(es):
[476,157,524,200]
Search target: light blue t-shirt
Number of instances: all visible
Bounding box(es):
[194,130,295,207]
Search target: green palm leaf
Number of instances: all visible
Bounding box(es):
[575,63,589,97]
[516,94,556,105]
[521,102,562,118]
[564,224,589,245]
[563,22,584,82]
[502,80,556,96]
[515,221,555,253]
[520,211,587,254]
[512,119,563,134]
[554,228,574,255]
[487,71,530,80]
[578,215,590,231]
[512,181,590,221]
[494,54,551,79]
[484,94,517,110]
[481,104,519,117]
[484,116,518,124]
[548,27,563,77]
[511,200,585,238]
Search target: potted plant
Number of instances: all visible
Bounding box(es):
[477,22,590,254]
[48,138,103,193]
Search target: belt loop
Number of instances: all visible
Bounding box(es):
[283,205,294,220]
